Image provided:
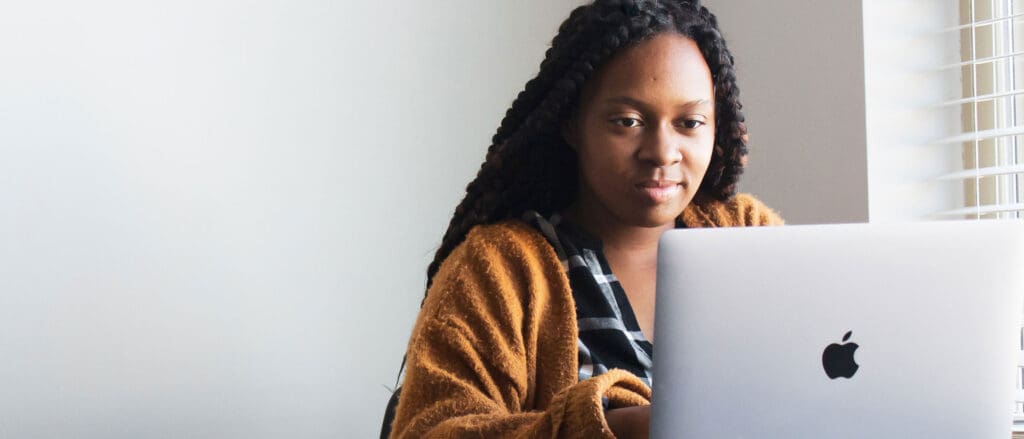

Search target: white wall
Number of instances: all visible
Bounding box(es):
[0,1,580,437]
[703,0,870,225]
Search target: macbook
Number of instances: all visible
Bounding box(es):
[651,221,1024,438]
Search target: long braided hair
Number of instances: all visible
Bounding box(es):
[426,0,747,295]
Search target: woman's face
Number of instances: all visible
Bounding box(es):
[566,33,716,229]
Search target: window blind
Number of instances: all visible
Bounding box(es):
[938,0,1024,220]
[945,0,1024,430]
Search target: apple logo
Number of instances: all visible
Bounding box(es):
[822,330,859,379]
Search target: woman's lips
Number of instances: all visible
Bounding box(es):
[636,181,682,204]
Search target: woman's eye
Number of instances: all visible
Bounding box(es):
[681,119,705,129]
[612,118,643,128]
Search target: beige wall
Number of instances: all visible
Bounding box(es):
[703,0,870,224]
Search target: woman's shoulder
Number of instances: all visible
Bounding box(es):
[445,219,556,267]
[682,192,785,227]
[422,219,569,321]
[462,219,550,250]
[430,219,562,289]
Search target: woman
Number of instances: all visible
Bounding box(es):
[385,1,782,437]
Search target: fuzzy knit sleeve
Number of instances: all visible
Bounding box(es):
[681,193,785,228]
[389,222,650,439]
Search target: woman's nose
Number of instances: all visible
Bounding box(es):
[636,121,684,167]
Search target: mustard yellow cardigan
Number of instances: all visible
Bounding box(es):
[390,194,783,438]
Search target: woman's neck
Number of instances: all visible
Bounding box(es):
[563,203,675,262]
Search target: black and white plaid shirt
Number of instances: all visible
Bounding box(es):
[523,211,670,388]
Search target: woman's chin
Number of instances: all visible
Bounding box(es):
[621,205,685,229]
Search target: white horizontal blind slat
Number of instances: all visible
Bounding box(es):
[943,49,1024,69]
[938,163,1024,179]
[944,10,1024,31]
[934,202,1024,216]
[935,125,1024,143]
[943,88,1024,106]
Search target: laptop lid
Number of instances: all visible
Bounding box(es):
[650,221,1024,438]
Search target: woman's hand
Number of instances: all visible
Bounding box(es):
[604,405,650,439]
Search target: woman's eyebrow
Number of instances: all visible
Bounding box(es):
[602,96,713,109]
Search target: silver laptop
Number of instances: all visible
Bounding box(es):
[651,220,1024,438]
